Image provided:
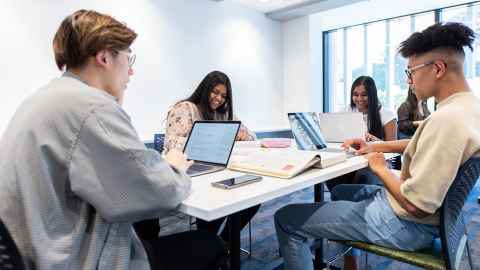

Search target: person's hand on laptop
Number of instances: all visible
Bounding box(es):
[165,149,194,171]
[236,127,251,141]
[341,138,374,155]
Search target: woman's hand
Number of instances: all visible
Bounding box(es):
[236,127,251,141]
[412,120,423,127]
[364,132,381,142]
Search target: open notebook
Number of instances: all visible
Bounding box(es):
[228,148,346,179]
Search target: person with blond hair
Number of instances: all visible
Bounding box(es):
[0,9,226,270]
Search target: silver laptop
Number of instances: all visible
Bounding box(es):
[317,112,366,143]
[183,121,241,177]
[287,112,354,157]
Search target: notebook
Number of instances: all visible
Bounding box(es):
[228,147,346,178]
[287,112,354,157]
[183,121,241,177]
[317,112,366,142]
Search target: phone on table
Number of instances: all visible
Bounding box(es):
[211,174,262,189]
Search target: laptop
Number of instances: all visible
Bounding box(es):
[317,112,366,142]
[183,121,241,177]
[287,112,354,157]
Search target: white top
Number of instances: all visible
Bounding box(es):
[346,106,396,126]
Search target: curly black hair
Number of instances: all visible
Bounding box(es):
[398,22,475,58]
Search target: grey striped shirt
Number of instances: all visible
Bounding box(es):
[0,73,191,270]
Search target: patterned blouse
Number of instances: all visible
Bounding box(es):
[165,101,256,153]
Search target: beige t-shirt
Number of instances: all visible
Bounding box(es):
[387,91,480,225]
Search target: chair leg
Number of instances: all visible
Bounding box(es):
[249,221,252,256]
[466,240,474,270]
[240,221,252,257]
[463,222,474,270]
[364,252,368,270]
[324,242,352,270]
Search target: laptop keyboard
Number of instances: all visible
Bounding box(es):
[187,163,212,174]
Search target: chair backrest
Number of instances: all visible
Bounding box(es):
[440,157,480,270]
[153,133,165,154]
[0,218,25,270]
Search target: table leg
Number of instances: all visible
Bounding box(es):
[313,183,324,270]
[228,212,241,270]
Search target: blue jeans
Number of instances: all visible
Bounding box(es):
[274,185,439,270]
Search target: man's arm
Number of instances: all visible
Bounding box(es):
[371,139,410,154]
[69,104,192,223]
[343,138,410,154]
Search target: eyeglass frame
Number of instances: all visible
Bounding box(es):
[116,50,136,68]
[404,61,435,81]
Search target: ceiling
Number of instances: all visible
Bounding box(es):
[229,0,313,13]
[212,0,369,21]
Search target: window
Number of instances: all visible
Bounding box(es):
[324,11,436,113]
[324,2,480,112]
[388,16,410,110]
[366,21,387,106]
[442,3,480,97]
[325,30,346,112]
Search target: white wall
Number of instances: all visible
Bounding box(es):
[283,17,311,113]
[0,0,284,140]
[282,16,324,114]
[283,0,474,113]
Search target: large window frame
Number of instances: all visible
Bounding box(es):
[323,1,480,113]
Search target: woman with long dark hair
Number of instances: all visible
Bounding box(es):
[347,76,397,141]
[326,76,397,191]
[165,70,259,246]
[397,86,430,138]
[165,70,255,153]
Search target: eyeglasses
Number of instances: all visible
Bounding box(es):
[117,50,136,68]
[405,61,434,80]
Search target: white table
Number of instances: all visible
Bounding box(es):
[178,150,398,270]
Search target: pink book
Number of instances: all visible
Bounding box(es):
[260,138,292,148]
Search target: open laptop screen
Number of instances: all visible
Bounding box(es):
[183,121,240,165]
[288,112,327,151]
[317,112,365,142]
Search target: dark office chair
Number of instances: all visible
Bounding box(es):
[154,133,165,154]
[331,157,480,270]
[0,218,26,270]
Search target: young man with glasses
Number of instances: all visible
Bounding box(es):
[0,9,226,270]
[274,22,480,270]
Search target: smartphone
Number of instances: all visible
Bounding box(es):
[211,174,262,189]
